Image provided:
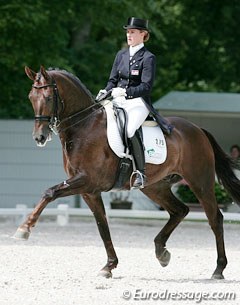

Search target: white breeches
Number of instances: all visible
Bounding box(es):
[112,96,149,138]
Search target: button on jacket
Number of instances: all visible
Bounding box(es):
[105,47,156,105]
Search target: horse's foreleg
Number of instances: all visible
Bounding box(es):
[82,193,118,278]
[13,176,85,240]
[142,181,189,267]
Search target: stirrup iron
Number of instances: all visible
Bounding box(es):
[130,170,145,190]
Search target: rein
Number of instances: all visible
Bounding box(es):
[32,79,106,134]
[57,102,104,133]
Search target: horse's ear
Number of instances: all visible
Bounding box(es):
[25,66,36,81]
[40,65,51,81]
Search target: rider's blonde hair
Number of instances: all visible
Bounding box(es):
[141,30,150,42]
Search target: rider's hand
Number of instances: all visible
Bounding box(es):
[96,89,107,101]
[111,87,126,99]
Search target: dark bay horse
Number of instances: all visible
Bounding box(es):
[15,66,240,279]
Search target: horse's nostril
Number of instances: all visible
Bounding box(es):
[35,134,45,143]
[40,135,45,142]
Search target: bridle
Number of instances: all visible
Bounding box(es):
[32,79,63,134]
[32,77,106,134]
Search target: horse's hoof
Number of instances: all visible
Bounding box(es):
[157,249,171,267]
[98,269,112,278]
[211,273,224,280]
[12,228,30,240]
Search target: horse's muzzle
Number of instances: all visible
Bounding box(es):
[33,130,52,147]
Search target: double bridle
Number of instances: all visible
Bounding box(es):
[32,78,105,134]
[32,80,63,134]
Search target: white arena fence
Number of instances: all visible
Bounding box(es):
[0,204,240,226]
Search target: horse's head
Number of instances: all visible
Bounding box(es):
[25,66,61,147]
[26,65,96,147]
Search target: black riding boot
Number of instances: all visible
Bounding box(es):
[129,132,146,189]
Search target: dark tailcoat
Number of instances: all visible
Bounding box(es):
[105,46,173,134]
[105,47,156,105]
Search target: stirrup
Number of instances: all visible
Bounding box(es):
[130,170,146,190]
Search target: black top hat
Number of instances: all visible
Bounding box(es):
[123,17,149,31]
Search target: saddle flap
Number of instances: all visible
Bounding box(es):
[103,101,167,164]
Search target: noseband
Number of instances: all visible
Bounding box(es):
[32,80,63,134]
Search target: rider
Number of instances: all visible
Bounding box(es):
[96,17,172,189]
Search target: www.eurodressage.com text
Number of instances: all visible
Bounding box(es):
[122,289,236,303]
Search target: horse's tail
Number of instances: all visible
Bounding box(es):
[201,128,240,205]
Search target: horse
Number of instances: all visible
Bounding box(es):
[14,65,240,280]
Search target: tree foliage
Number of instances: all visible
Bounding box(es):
[0,0,240,118]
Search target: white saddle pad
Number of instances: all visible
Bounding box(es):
[103,101,167,165]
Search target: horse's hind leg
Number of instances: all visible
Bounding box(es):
[188,179,227,279]
[142,180,189,267]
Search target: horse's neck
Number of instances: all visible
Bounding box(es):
[58,101,104,143]
[56,74,94,118]
[54,74,102,133]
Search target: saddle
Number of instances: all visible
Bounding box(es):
[112,105,135,190]
[108,104,166,190]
